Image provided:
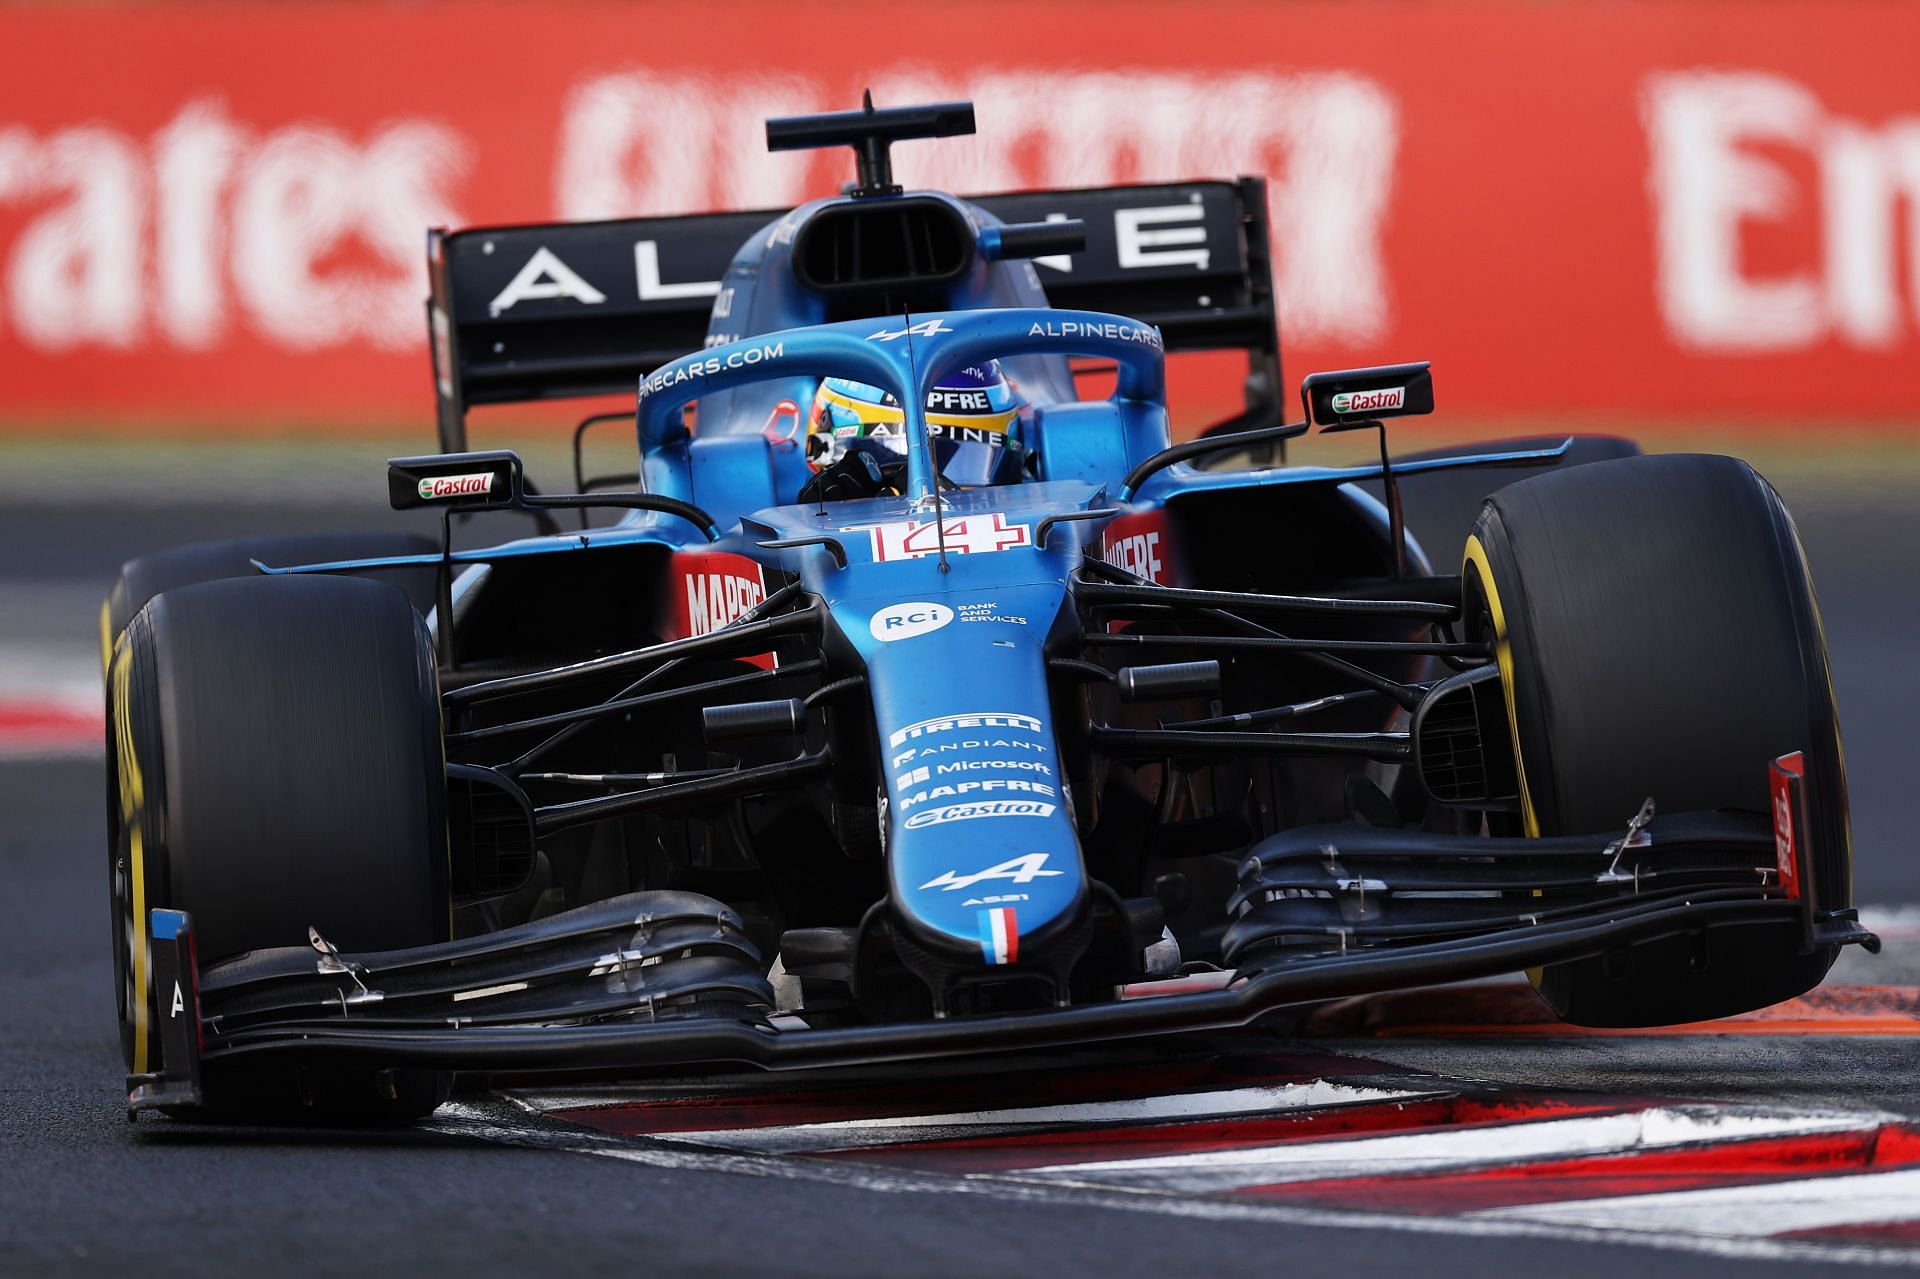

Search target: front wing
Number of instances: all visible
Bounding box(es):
[129,771,1875,1115]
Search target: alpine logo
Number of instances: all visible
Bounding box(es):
[1329,387,1405,414]
[921,852,1064,893]
[866,318,952,342]
[417,472,495,500]
[487,246,607,317]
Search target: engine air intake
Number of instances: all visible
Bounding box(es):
[792,197,974,294]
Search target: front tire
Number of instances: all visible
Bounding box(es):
[1463,453,1849,1026]
[102,530,438,676]
[108,574,451,1121]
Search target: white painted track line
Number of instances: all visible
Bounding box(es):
[432,1098,1920,1269]
[1018,1106,1877,1193]
[605,1082,1436,1154]
[1480,1166,1920,1237]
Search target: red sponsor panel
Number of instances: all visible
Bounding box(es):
[2,2,1920,427]
[660,550,772,668]
[1100,509,1177,586]
[1771,750,1806,900]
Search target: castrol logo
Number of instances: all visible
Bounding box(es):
[1329,387,1405,414]
[417,472,495,499]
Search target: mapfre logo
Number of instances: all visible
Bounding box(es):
[1106,530,1164,584]
[686,569,765,636]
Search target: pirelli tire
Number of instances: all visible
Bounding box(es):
[1462,453,1849,1028]
[101,530,439,675]
[107,574,452,1122]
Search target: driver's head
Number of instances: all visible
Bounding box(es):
[807,360,1026,485]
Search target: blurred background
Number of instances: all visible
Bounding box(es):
[1,0,1914,899]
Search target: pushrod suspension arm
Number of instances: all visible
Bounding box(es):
[1094,725,1413,762]
[446,660,825,747]
[1164,687,1393,731]
[446,595,822,706]
[508,583,806,771]
[1079,556,1428,712]
[1082,632,1489,658]
[532,750,833,835]
[1074,579,1457,622]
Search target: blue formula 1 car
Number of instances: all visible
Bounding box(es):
[103,100,1875,1121]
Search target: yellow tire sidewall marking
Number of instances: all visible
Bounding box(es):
[1462,534,1540,838]
[110,641,151,1075]
[1465,533,1551,991]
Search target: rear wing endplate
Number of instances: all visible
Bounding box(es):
[427,178,1280,452]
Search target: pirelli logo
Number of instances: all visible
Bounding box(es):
[887,712,1044,750]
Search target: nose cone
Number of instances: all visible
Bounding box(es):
[849,581,1090,980]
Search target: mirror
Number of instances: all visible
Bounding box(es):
[1300,361,1434,428]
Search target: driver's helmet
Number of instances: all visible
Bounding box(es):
[806,360,1027,486]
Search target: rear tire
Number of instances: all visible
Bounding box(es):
[108,574,451,1121]
[1463,454,1849,1026]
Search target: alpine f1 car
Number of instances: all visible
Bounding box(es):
[103,100,1876,1121]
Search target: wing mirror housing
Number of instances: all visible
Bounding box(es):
[1301,362,1434,429]
[388,450,525,511]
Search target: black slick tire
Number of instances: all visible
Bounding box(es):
[107,574,451,1121]
[102,531,438,676]
[1462,453,1849,1026]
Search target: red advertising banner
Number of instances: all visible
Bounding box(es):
[2,1,1919,428]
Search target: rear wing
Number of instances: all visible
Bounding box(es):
[427,178,1281,452]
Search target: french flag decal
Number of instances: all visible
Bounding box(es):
[977,907,1019,965]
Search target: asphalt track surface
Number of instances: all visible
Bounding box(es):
[2,456,1916,1276]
